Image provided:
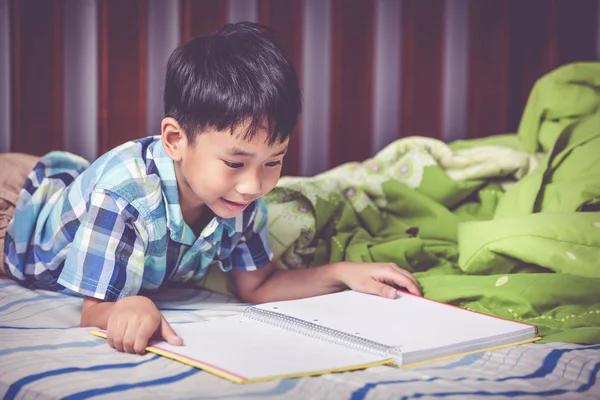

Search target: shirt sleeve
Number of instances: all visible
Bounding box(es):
[229,198,273,271]
[57,189,147,302]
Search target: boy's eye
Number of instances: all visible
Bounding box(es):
[224,161,244,169]
[266,161,282,167]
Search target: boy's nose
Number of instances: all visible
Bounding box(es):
[236,174,262,197]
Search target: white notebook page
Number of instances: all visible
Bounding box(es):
[155,316,388,381]
[254,291,535,355]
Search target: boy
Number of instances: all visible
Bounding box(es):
[1,22,420,355]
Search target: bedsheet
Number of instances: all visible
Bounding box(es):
[1,280,599,400]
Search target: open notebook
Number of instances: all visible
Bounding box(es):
[92,291,539,383]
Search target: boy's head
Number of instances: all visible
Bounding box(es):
[161,22,301,220]
[163,21,301,146]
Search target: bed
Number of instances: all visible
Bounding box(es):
[1,280,599,400]
[1,64,599,399]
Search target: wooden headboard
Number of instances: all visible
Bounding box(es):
[1,0,598,176]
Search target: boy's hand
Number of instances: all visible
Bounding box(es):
[333,262,422,299]
[106,296,183,354]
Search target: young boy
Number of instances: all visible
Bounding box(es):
[1,22,420,355]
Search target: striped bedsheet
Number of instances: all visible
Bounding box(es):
[1,279,599,400]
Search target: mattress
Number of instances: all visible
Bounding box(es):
[1,280,598,400]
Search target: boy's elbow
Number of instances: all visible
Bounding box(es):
[233,280,276,304]
[234,287,261,304]
[229,264,277,304]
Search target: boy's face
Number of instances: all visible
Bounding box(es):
[166,122,288,220]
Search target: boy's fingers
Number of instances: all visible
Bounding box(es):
[398,274,422,295]
[381,269,421,296]
[111,320,125,352]
[133,320,156,355]
[392,275,421,295]
[383,264,422,295]
[359,280,397,299]
[106,323,114,349]
[386,263,419,283]
[159,317,184,346]
[122,321,138,354]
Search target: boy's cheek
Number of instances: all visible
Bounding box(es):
[263,177,281,195]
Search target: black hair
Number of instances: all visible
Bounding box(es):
[163,21,302,145]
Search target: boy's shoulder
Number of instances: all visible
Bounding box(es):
[93,136,157,171]
[90,136,167,211]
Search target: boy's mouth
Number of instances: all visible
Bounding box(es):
[221,198,250,212]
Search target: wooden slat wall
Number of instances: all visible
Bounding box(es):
[507,0,599,130]
[469,0,599,138]
[555,0,598,65]
[400,0,445,140]
[98,0,148,155]
[258,0,304,177]
[329,0,375,167]
[507,0,559,130]
[4,0,600,176]
[467,1,512,138]
[180,0,227,41]
[10,0,64,155]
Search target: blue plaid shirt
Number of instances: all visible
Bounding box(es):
[3,136,273,301]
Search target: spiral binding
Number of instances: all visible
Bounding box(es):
[244,307,403,363]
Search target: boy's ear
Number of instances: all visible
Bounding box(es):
[161,117,186,162]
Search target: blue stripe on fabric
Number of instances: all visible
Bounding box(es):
[3,355,160,399]
[578,360,600,393]
[351,378,434,400]
[0,340,104,356]
[350,345,600,400]
[417,353,484,371]
[398,361,599,400]
[0,294,59,313]
[494,345,600,382]
[61,368,199,400]
[1,301,72,322]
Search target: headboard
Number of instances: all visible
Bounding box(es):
[0,0,598,177]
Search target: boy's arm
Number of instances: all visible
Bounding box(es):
[81,295,182,354]
[63,190,182,354]
[81,296,114,329]
[229,199,420,303]
[229,261,421,304]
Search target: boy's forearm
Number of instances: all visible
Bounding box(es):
[243,263,345,303]
[80,296,116,329]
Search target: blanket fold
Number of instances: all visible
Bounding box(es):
[263,62,600,344]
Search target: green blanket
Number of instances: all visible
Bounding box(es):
[264,62,600,344]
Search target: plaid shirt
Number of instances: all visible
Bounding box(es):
[3,136,273,301]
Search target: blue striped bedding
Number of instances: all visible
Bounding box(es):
[1,279,599,400]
